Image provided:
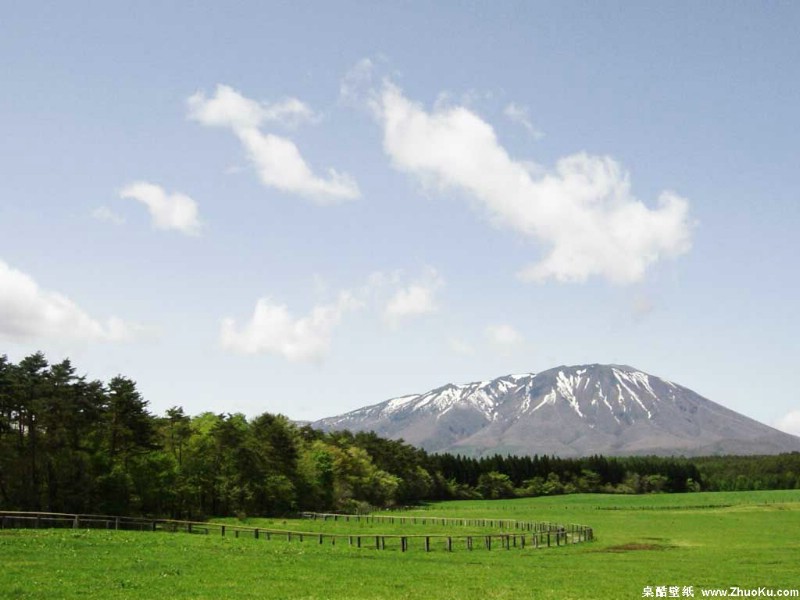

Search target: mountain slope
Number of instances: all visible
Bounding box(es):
[313,364,800,457]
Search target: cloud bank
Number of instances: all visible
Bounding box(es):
[221,268,445,363]
[383,267,443,325]
[0,259,141,343]
[220,292,361,363]
[120,182,201,236]
[369,80,692,284]
[188,84,360,204]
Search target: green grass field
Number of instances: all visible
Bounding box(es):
[2,490,799,599]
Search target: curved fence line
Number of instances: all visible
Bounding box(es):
[0,510,593,552]
[301,511,586,531]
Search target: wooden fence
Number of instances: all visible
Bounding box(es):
[0,510,593,553]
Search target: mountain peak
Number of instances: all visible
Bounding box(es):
[313,364,800,457]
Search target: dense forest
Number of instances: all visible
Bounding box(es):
[1,353,798,518]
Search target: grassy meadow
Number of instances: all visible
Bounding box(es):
[2,490,799,599]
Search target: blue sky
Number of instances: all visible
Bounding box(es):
[2,1,799,435]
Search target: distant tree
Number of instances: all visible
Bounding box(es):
[104,376,156,467]
[577,469,602,493]
[297,440,335,511]
[477,471,515,499]
[15,352,49,509]
[543,472,564,496]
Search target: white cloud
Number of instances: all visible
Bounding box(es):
[503,103,544,139]
[188,84,359,204]
[220,292,362,363]
[119,182,201,236]
[340,58,376,107]
[775,410,800,437]
[221,267,446,362]
[486,324,524,347]
[261,97,321,128]
[384,285,437,320]
[235,127,360,203]
[187,84,320,130]
[448,338,475,356]
[383,267,443,324]
[0,259,142,343]
[370,80,693,284]
[91,206,125,225]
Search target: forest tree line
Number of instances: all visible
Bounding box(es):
[1,353,798,518]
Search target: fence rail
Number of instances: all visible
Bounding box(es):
[0,510,593,552]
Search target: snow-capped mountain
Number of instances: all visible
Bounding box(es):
[313,364,800,457]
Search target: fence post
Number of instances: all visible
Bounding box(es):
[424,537,430,552]
[254,528,258,539]
[447,537,452,552]
[220,525,226,537]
